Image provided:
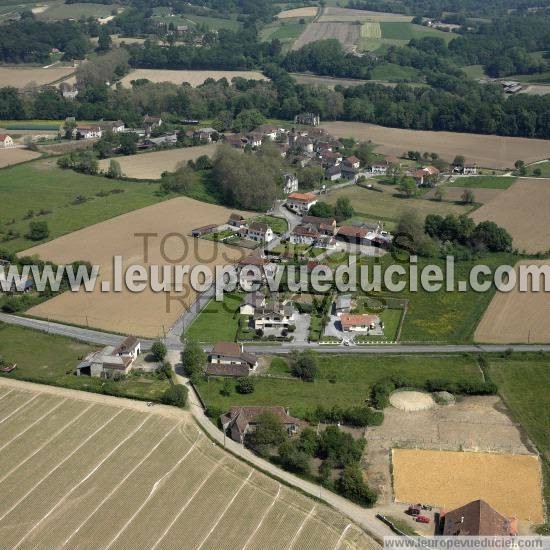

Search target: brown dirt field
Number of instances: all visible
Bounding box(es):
[474,260,550,344]
[23,197,252,338]
[98,144,219,179]
[425,186,504,204]
[320,121,550,170]
[119,69,268,87]
[319,7,411,22]
[0,66,75,88]
[471,178,550,252]
[0,148,41,168]
[520,84,550,96]
[292,22,361,52]
[392,448,544,522]
[277,7,318,18]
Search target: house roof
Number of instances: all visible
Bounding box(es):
[337,225,369,239]
[340,313,379,328]
[414,165,439,178]
[302,215,335,227]
[229,213,245,222]
[112,336,139,355]
[206,363,250,377]
[211,341,242,356]
[222,406,306,427]
[292,225,320,238]
[442,500,515,536]
[238,254,267,267]
[243,291,264,307]
[345,155,360,164]
[249,221,269,233]
[0,135,11,141]
[288,192,316,203]
[326,166,342,176]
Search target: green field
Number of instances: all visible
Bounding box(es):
[508,71,550,84]
[449,176,516,189]
[0,323,170,401]
[462,64,486,80]
[0,161,163,252]
[196,353,482,418]
[355,308,402,342]
[260,20,310,44]
[489,357,550,505]
[370,63,422,81]
[380,22,455,42]
[526,161,550,177]
[37,2,117,20]
[249,215,288,234]
[184,14,242,31]
[185,292,242,343]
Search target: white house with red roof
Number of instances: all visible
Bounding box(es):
[286,192,317,214]
[0,135,14,148]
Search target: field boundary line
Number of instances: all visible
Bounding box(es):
[0,402,95,484]
[150,461,223,550]
[0,397,67,452]
[104,434,202,550]
[0,393,39,425]
[0,388,15,401]
[289,505,316,549]
[13,413,152,549]
[196,469,254,550]
[241,483,281,550]
[60,420,181,549]
[335,523,352,549]
[0,408,124,524]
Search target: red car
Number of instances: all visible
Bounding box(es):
[416,515,430,524]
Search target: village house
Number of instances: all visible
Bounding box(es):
[228,213,246,228]
[148,131,178,146]
[206,342,258,378]
[61,85,79,100]
[225,133,247,149]
[101,120,125,133]
[325,165,342,182]
[413,165,440,186]
[247,222,274,243]
[341,163,359,181]
[0,135,14,148]
[369,160,390,175]
[320,150,342,167]
[143,114,162,128]
[253,303,295,332]
[239,291,267,315]
[294,113,320,126]
[336,225,370,245]
[75,125,103,139]
[75,336,141,378]
[255,124,284,140]
[289,224,320,246]
[246,131,263,148]
[221,406,306,444]
[287,192,318,214]
[343,155,361,169]
[194,127,217,143]
[302,215,337,235]
[191,224,218,237]
[441,500,518,536]
[453,162,478,175]
[339,313,382,333]
[283,173,299,194]
[315,234,337,250]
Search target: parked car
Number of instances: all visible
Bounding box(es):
[416,515,430,524]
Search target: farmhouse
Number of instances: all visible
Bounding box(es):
[143,114,162,127]
[287,192,317,214]
[289,224,320,246]
[295,112,320,126]
[325,165,342,181]
[255,124,284,140]
[253,303,295,331]
[413,165,440,186]
[283,172,299,194]
[225,133,247,149]
[220,406,306,444]
[369,160,390,175]
[340,313,381,333]
[320,150,342,166]
[194,127,217,143]
[453,162,478,175]
[302,215,337,235]
[341,164,359,181]
[102,120,125,133]
[239,291,267,315]
[442,500,518,536]
[336,225,370,245]
[75,336,141,378]
[247,222,274,243]
[191,224,218,237]
[76,125,103,139]
[246,131,263,148]
[206,341,258,377]
[0,135,14,148]
[228,213,246,227]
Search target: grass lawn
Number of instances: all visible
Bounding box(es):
[526,161,550,178]
[260,20,310,44]
[37,2,116,20]
[196,353,482,418]
[370,63,421,81]
[185,292,242,343]
[354,308,403,342]
[461,65,486,80]
[489,357,550,506]
[380,22,454,43]
[0,161,163,253]
[0,323,170,401]
[249,215,288,234]
[449,176,516,189]
[185,14,242,31]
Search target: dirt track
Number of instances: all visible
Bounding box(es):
[320,121,550,169]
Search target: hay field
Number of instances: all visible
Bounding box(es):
[425,186,504,205]
[474,260,550,344]
[320,121,550,170]
[119,69,268,87]
[98,144,218,179]
[0,381,375,550]
[318,7,412,23]
[0,66,75,88]
[471,178,550,252]
[392,449,543,522]
[23,197,250,337]
[292,21,361,52]
[0,148,41,168]
[277,6,318,18]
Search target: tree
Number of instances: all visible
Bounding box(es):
[161,384,188,408]
[159,361,172,380]
[27,220,49,241]
[514,159,526,175]
[151,341,167,362]
[461,189,475,204]
[355,141,375,165]
[107,159,122,179]
[395,209,437,257]
[118,132,138,155]
[337,465,377,507]
[309,201,333,218]
[236,377,255,394]
[97,29,112,52]
[245,412,288,452]
[533,168,542,177]
[289,350,318,381]
[278,440,311,475]
[232,109,266,133]
[181,340,206,378]
[452,154,465,166]
[398,176,416,198]
[299,166,324,191]
[333,197,354,222]
[220,378,232,397]
[387,163,402,184]
[471,221,513,252]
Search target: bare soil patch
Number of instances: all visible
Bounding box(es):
[119,69,268,87]
[23,197,251,337]
[0,148,41,168]
[0,66,75,88]
[278,7,318,18]
[390,390,434,411]
[320,121,550,170]
[98,144,218,179]
[471,178,550,252]
[392,448,543,522]
[292,22,360,52]
[474,260,550,344]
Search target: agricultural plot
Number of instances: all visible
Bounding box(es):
[0,382,374,550]
[97,144,218,179]
[292,21,361,52]
[320,121,550,169]
[119,69,268,87]
[35,1,116,20]
[0,66,75,88]
[471,178,550,253]
[23,197,250,337]
[318,7,412,23]
[392,449,544,522]
[0,148,41,169]
[474,260,550,344]
[277,6,318,19]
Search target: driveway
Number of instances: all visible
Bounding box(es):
[292,312,310,344]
